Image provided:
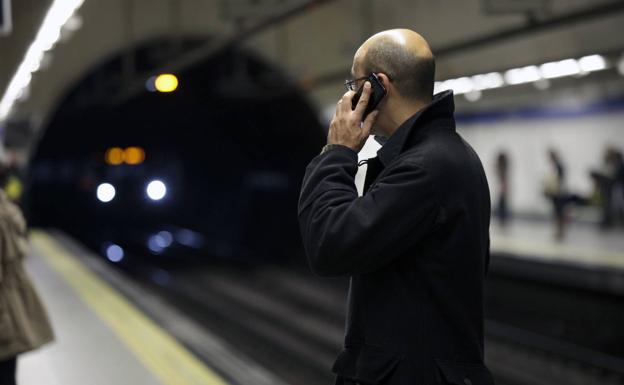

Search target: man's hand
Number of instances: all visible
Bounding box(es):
[327,81,379,153]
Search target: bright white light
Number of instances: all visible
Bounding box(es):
[578,54,607,72]
[96,183,116,203]
[0,0,86,121]
[472,72,504,90]
[433,81,443,94]
[106,244,124,263]
[437,80,450,92]
[432,53,610,98]
[540,59,580,79]
[453,77,475,94]
[504,66,541,85]
[147,180,167,201]
[439,77,474,95]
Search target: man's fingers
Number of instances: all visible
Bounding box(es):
[361,110,378,136]
[342,90,356,101]
[354,81,372,115]
[339,91,355,113]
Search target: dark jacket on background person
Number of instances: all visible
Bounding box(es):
[298,91,494,385]
[0,190,54,361]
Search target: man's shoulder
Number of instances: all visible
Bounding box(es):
[392,132,457,167]
[390,132,483,180]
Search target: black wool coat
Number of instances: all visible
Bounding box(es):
[298,91,495,385]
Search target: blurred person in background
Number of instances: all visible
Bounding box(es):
[495,151,510,226]
[543,148,567,240]
[589,147,624,229]
[3,153,24,206]
[611,149,624,225]
[0,159,54,385]
[299,29,494,385]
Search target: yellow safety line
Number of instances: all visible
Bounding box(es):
[30,230,229,385]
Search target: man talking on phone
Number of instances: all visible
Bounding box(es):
[298,29,495,385]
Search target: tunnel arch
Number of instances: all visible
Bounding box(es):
[28,37,326,264]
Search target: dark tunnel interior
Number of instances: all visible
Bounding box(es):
[27,38,326,266]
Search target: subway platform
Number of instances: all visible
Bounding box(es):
[492,220,624,269]
[490,219,624,295]
[16,226,624,385]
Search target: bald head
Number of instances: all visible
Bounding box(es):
[353,29,435,102]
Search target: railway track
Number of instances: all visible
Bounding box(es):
[54,231,624,385]
[153,264,624,385]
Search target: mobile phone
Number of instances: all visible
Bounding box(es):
[351,73,387,119]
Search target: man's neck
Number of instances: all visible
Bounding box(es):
[385,99,430,137]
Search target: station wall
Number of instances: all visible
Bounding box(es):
[458,104,624,216]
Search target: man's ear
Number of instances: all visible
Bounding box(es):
[376,73,393,96]
[376,73,391,88]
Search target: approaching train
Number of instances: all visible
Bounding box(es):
[26,39,325,267]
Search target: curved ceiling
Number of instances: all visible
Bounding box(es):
[1,0,624,157]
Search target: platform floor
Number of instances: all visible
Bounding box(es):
[17,231,287,385]
[490,219,624,271]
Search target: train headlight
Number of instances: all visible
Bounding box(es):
[147,180,167,201]
[105,244,124,262]
[97,183,116,203]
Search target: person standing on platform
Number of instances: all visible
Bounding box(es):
[544,148,568,240]
[611,149,624,225]
[543,149,591,237]
[495,151,510,226]
[298,29,494,385]
[0,160,54,385]
[590,147,623,229]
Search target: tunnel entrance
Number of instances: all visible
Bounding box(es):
[28,38,325,265]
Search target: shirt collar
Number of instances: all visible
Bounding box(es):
[377,90,455,166]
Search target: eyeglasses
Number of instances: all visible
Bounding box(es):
[344,73,392,91]
[344,76,368,92]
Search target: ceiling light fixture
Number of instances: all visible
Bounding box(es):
[0,0,86,121]
[435,54,610,96]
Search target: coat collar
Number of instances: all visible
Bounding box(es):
[377,90,456,166]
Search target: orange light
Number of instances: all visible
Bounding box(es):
[124,147,145,165]
[105,147,124,165]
